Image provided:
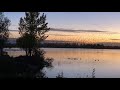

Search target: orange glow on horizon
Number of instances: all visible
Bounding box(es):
[9,31,120,44]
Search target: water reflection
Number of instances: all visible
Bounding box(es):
[43,48,120,78]
[6,48,120,78]
[3,48,53,78]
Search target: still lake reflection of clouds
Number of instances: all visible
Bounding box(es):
[43,48,120,78]
[6,48,120,78]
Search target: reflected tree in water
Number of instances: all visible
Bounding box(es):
[92,68,95,78]
[56,68,96,78]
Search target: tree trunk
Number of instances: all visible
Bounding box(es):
[29,48,32,56]
[25,48,29,56]
[25,49,27,56]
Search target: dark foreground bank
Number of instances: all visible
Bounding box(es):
[0,55,53,78]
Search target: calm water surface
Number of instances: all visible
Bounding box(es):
[5,48,120,78]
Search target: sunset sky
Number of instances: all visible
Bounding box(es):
[4,12,120,44]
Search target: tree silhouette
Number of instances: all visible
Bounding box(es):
[17,12,50,56]
[0,12,11,56]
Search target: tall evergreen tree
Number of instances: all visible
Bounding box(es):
[0,12,11,56]
[17,12,50,56]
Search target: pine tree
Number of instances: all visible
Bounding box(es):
[17,12,50,56]
[0,12,11,56]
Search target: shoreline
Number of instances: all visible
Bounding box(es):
[3,47,120,50]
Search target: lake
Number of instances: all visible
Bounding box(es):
[4,48,120,78]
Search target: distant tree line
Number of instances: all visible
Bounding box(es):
[5,42,120,49]
[40,42,120,49]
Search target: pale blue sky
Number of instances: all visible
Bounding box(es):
[5,12,120,43]
[4,12,120,32]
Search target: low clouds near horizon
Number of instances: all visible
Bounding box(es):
[10,27,119,33]
[9,28,107,33]
[110,39,120,41]
[9,28,120,38]
[50,28,107,33]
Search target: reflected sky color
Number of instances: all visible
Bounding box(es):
[43,48,120,78]
[6,48,120,78]
[4,12,120,43]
